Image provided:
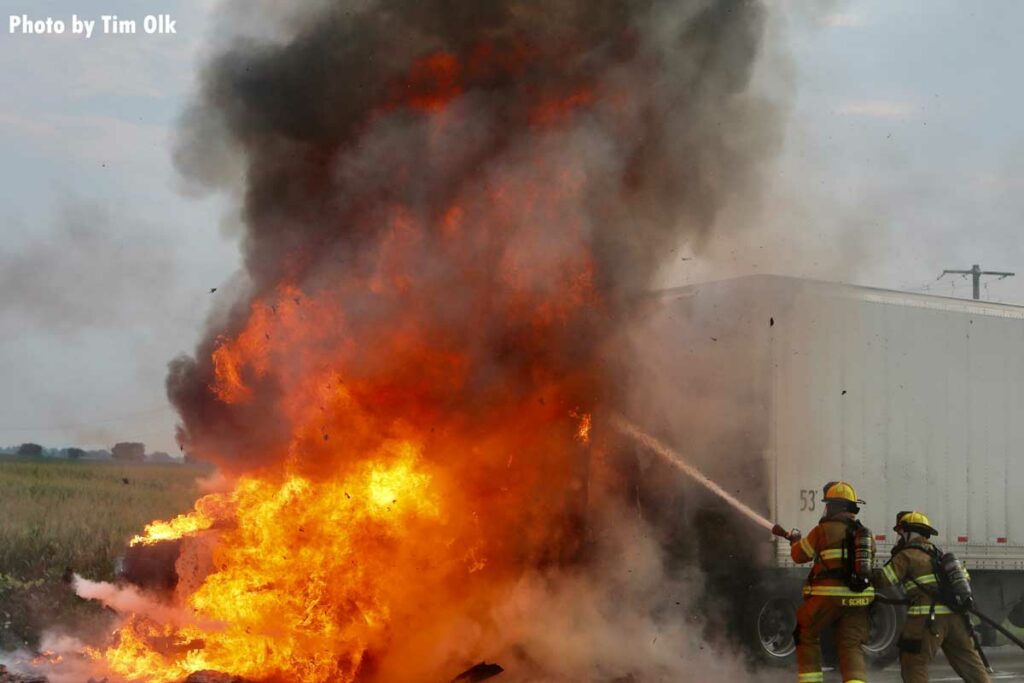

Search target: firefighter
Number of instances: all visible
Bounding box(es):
[790,481,875,683]
[874,512,990,683]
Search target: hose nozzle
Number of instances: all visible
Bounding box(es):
[772,524,793,541]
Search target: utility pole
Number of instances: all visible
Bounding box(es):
[938,264,1015,300]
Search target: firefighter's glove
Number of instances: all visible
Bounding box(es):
[789,529,802,542]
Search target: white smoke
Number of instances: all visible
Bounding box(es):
[488,518,757,682]
[73,575,220,631]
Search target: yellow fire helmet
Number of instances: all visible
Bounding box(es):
[894,511,939,536]
[822,481,865,505]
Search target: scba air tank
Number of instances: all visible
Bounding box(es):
[847,525,874,592]
[939,551,973,609]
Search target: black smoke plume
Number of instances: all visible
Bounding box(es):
[168,0,780,471]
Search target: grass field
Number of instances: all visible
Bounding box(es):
[0,457,205,649]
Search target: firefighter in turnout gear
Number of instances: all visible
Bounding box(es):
[790,481,876,683]
[873,512,991,683]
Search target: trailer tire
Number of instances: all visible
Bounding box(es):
[747,592,798,666]
[863,601,903,669]
[746,589,902,668]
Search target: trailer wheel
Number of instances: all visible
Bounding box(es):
[750,595,798,664]
[863,601,903,668]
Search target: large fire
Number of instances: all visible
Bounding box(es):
[96,277,594,681]
[89,41,601,682]
[60,1,776,679]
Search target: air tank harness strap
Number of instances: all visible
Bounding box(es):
[808,527,851,584]
[903,549,947,635]
[902,573,939,593]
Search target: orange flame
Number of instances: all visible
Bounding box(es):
[31,651,64,666]
[95,41,602,683]
[575,412,592,444]
[130,513,214,547]
[103,445,447,682]
[130,493,233,546]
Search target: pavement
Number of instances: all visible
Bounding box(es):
[757,647,1024,681]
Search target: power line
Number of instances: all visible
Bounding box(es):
[901,280,937,293]
[938,264,1015,300]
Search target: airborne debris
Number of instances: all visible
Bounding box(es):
[451,662,503,682]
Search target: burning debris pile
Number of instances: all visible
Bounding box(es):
[0,664,46,683]
[28,1,781,681]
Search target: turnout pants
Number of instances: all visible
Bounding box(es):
[796,595,870,683]
[898,614,990,683]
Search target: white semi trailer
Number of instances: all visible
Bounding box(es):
[628,275,1024,665]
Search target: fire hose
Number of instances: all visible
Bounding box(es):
[770,524,1024,667]
[964,605,1024,657]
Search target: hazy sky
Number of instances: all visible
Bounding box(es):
[1,0,1023,453]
